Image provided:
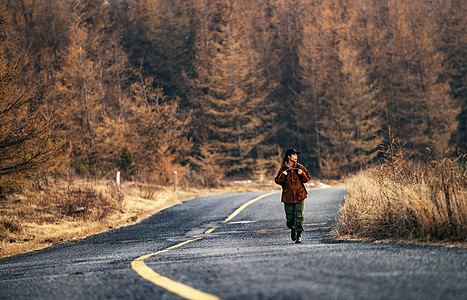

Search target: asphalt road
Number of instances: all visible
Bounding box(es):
[1,187,466,299]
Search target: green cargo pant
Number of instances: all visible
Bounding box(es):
[284,201,304,232]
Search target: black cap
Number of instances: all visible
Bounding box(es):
[285,148,301,156]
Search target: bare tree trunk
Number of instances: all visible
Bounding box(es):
[115,47,122,106]
[82,78,93,150]
[311,60,322,169]
[138,60,149,109]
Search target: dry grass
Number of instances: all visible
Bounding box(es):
[0,176,280,258]
[337,157,467,246]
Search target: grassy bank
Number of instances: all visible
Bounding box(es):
[337,157,467,247]
[0,176,280,258]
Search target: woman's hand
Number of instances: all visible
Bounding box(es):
[297,169,303,175]
[282,171,288,175]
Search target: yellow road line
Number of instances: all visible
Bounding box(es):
[131,259,218,300]
[222,191,278,223]
[132,237,218,300]
[204,227,216,234]
[131,191,278,299]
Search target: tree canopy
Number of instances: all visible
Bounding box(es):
[0,0,464,186]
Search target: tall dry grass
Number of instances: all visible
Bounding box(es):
[0,175,191,258]
[338,156,467,243]
[0,177,126,257]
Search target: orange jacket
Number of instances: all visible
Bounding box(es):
[274,162,311,204]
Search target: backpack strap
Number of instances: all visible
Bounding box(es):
[296,163,308,194]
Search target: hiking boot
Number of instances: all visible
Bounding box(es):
[291,229,296,241]
[295,231,302,243]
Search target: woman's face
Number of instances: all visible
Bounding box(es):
[288,153,298,163]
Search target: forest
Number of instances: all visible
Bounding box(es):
[0,0,465,192]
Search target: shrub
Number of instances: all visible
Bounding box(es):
[117,146,136,179]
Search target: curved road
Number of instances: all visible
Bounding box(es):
[1,188,466,299]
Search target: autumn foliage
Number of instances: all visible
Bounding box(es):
[0,0,465,186]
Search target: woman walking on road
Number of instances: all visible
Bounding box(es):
[275,148,311,243]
